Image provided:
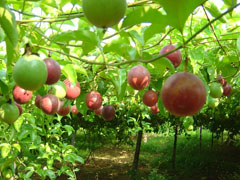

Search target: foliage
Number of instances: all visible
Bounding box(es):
[0,0,239,179]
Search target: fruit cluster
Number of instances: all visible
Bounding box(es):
[127,45,206,117]
[0,55,82,124]
[208,75,232,108]
[85,91,115,121]
[0,53,117,124]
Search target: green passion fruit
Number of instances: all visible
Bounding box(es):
[0,103,19,124]
[209,82,223,98]
[208,97,219,108]
[82,0,127,28]
[49,81,67,99]
[13,55,48,91]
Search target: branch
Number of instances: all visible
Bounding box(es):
[114,2,240,66]
[32,44,118,66]
[32,3,240,67]
[103,26,133,40]
[143,27,175,50]
[202,5,227,54]
[128,0,152,7]
[15,1,151,24]
[17,14,83,24]
[195,38,237,45]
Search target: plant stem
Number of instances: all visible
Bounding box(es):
[143,27,175,50]
[32,3,240,67]
[202,5,227,55]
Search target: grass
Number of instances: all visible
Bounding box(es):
[139,130,240,180]
[73,129,240,180]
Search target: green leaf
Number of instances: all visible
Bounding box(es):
[52,30,98,45]
[24,170,34,179]
[12,143,21,152]
[0,79,9,95]
[103,37,136,59]
[52,29,98,54]
[0,2,18,47]
[129,30,144,46]
[64,153,84,164]
[106,69,127,102]
[223,0,237,7]
[73,64,88,77]
[75,155,84,164]
[41,0,58,8]
[144,24,166,42]
[46,169,56,180]
[237,36,240,55]
[76,92,88,115]
[1,143,11,158]
[0,157,15,172]
[205,1,227,23]
[62,64,77,85]
[122,6,167,28]
[58,166,70,176]
[13,113,24,132]
[63,125,74,136]
[157,0,206,32]
[0,27,5,42]
[150,57,175,77]
[158,99,167,117]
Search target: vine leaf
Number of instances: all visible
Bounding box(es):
[156,0,206,32]
[122,6,168,28]
[0,2,18,48]
[205,1,227,23]
[237,36,240,55]
[62,64,77,85]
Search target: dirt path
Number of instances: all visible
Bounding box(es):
[75,147,150,180]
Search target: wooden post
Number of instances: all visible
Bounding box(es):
[172,124,178,169]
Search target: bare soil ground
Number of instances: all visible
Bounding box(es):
[75,147,150,180]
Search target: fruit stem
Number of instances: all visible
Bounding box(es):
[181,34,188,72]
[48,51,52,57]
[184,57,189,72]
[23,43,32,56]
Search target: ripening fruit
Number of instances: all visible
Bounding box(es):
[13,55,48,90]
[40,94,60,115]
[161,72,206,116]
[102,105,115,121]
[44,58,61,85]
[35,94,42,109]
[64,79,81,99]
[128,65,151,90]
[142,90,158,107]
[209,82,223,98]
[86,91,102,110]
[159,45,182,68]
[150,104,159,114]
[57,101,70,116]
[217,75,227,87]
[14,102,23,115]
[13,86,32,104]
[71,105,79,115]
[223,83,232,96]
[82,0,127,28]
[94,106,103,115]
